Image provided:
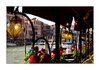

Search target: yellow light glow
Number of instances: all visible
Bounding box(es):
[81,36,85,40]
[65,34,68,37]
[66,23,70,27]
[14,24,19,29]
[68,34,72,39]
[62,31,72,40]
[7,16,24,40]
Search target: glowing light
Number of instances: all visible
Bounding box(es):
[7,16,24,40]
[66,23,69,26]
[14,24,19,29]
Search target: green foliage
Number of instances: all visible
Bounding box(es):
[24,49,36,63]
[72,49,80,58]
[24,53,30,63]
[60,54,67,62]
[51,58,57,63]
[82,47,86,55]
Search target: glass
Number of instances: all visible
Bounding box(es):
[7,16,24,40]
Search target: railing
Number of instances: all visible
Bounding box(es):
[13,7,93,63]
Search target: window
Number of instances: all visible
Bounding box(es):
[34,26,39,30]
[47,26,50,29]
[46,31,50,34]
[37,21,40,24]
[38,32,41,34]
[35,32,37,35]
[28,31,33,36]
[28,25,31,28]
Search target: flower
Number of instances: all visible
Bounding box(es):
[24,46,67,63]
[31,46,39,53]
[40,48,47,54]
[60,47,64,56]
[40,53,51,63]
[85,43,89,47]
[51,52,57,61]
[29,54,40,63]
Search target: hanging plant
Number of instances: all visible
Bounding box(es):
[51,47,67,63]
[24,46,67,63]
[81,46,86,55]
[72,49,80,58]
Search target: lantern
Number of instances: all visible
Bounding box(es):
[62,31,69,39]
[68,32,72,40]
[66,22,70,28]
[81,35,85,40]
[62,31,72,40]
[81,30,85,40]
[7,16,24,40]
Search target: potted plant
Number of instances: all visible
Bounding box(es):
[24,46,67,63]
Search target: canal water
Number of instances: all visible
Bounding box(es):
[6,45,55,64]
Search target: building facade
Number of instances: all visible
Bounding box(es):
[7,13,56,46]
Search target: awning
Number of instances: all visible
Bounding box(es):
[7,6,93,31]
